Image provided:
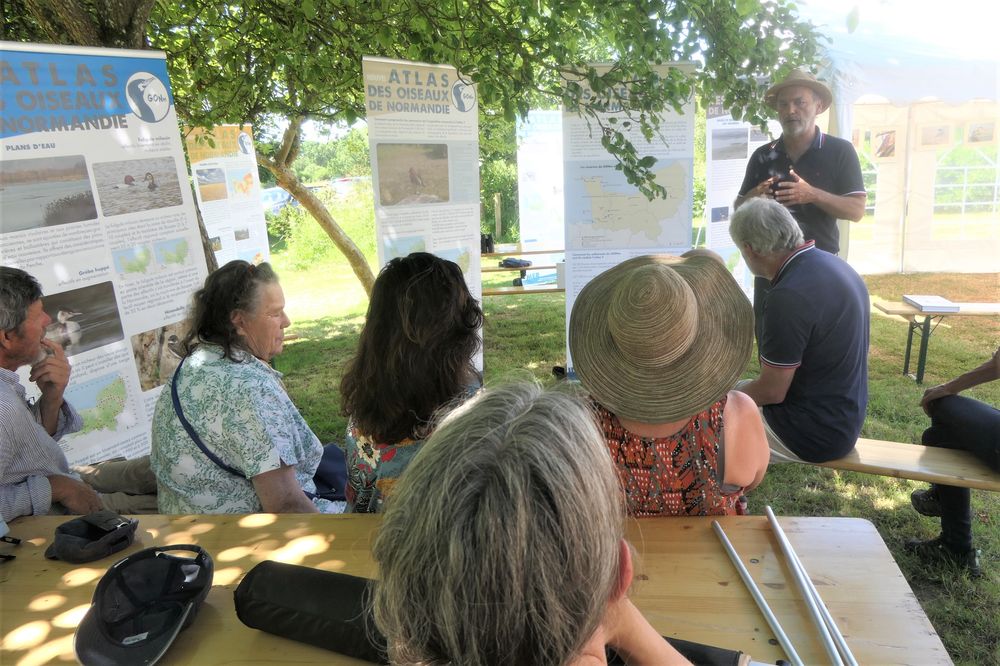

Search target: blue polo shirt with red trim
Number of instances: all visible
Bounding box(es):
[759,242,870,462]
[739,128,865,254]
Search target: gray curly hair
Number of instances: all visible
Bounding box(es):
[372,382,625,666]
[729,197,804,254]
[0,266,43,332]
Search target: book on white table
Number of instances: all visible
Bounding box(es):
[902,294,960,313]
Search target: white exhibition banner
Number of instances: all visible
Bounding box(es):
[361,56,482,367]
[703,98,781,297]
[0,41,208,464]
[185,124,270,266]
[563,65,695,374]
[516,110,563,284]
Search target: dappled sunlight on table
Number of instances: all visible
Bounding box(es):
[18,633,74,666]
[59,567,102,587]
[314,558,347,571]
[2,620,49,650]
[27,594,65,612]
[213,566,244,586]
[158,526,216,543]
[51,604,89,629]
[217,545,258,562]
[1,514,947,665]
[169,521,216,536]
[282,523,328,539]
[270,535,331,564]
[238,513,277,528]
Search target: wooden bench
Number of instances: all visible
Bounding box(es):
[873,300,1000,384]
[482,285,565,296]
[482,248,564,258]
[811,438,1000,491]
[482,264,558,273]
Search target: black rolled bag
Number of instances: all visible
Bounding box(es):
[234,561,388,663]
[234,561,750,666]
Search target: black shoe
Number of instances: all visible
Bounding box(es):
[905,535,981,578]
[910,486,942,517]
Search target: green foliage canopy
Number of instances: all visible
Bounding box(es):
[149,0,822,196]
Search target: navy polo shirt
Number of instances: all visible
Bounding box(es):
[739,128,865,254]
[759,242,870,462]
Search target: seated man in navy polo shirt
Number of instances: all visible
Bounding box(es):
[729,199,869,463]
[734,69,867,342]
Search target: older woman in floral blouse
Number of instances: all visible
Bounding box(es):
[151,261,343,514]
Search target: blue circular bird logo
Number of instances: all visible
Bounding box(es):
[451,81,477,113]
[125,72,171,123]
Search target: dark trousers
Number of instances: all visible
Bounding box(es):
[922,395,1000,551]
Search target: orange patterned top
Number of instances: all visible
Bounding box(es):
[594,397,740,517]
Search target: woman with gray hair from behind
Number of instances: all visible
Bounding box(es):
[372,382,690,666]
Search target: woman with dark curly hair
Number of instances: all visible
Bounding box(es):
[151,260,343,514]
[339,252,482,512]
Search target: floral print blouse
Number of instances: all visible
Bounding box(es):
[150,345,341,514]
[594,397,741,517]
[341,419,426,513]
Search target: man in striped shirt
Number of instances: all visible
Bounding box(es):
[0,267,154,521]
[729,199,870,464]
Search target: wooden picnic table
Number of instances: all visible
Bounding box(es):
[0,514,947,665]
[874,300,1000,383]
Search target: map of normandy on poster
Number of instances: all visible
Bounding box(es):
[563,64,695,374]
[0,41,208,464]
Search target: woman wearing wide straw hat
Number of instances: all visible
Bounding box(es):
[569,253,769,517]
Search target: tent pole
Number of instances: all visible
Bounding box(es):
[899,105,915,273]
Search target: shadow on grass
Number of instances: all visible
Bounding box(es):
[274,314,366,443]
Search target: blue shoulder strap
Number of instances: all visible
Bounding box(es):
[171,357,247,479]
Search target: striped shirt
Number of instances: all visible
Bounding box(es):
[0,367,82,522]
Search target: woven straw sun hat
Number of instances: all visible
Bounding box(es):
[764,68,833,113]
[569,254,753,423]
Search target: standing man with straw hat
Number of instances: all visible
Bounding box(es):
[734,68,867,337]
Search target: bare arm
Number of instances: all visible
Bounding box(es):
[601,598,692,665]
[574,598,691,666]
[739,364,797,406]
[920,346,1000,414]
[721,390,769,491]
[29,339,71,436]
[774,169,866,221]
[252,465,318,513]
[47,474,103,514]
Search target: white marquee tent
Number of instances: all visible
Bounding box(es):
[817,24,999,273]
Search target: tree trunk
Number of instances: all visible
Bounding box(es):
[190,190,219,273]
[265,160,376,296]
[258,117,375,296]
[22,0,155,49]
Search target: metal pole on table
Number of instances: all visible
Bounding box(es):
[765,507,856,666]
[711,521,804,666]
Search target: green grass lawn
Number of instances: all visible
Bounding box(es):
[273,252,999,665]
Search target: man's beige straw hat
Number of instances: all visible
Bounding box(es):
[569,254,753,423]
[764,69,833,112]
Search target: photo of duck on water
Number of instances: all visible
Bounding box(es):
[0,155,98,233]
[92,156,182,216]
